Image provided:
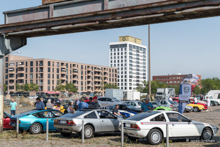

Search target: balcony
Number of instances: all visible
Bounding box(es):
[72,72,78,75]
[94,73,101,77]
[94,68,101,72]
[104,78,108,82]
[8,76,15,80]
[18,64,25,67]
[87,83,92,86]
[73,66,77,70]
[94,88,101,92]
[9,68,15,72]
[74,83,78,87]
[73,77,78,80]
[87,88,92,92]
[61,70,66,74]
[87,77,92,81]
[17,70,24,73]
[60,76,66,80]
[94,83,101,87]
[87,67,92,71]
[61,65,66,68]
[94,78,101,82]
[17,76,25,80]
[87,72,92,76]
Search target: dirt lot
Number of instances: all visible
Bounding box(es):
[1,106,220,147]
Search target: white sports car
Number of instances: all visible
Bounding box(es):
[119,111,219,145]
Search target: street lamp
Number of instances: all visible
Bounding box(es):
[148,25,151,98]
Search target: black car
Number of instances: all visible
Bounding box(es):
[107,104,141,113]
[43,98,61,106]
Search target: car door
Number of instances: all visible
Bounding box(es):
[83,111,102,132]
[106,98,113,106]
[97,110,119,132]
[166,112,197,137]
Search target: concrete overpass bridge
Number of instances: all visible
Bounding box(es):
[1,0,220,131]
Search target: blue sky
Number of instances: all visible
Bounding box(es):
[1,0,220,79]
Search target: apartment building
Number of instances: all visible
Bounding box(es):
[4,55,117,95]
[153,74,202,86]
[109,36,147,92]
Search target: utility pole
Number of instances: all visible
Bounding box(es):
[148,25,151,98]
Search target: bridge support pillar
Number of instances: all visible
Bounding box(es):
[0,36,26,133]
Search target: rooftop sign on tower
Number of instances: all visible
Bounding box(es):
[119,36,142,45]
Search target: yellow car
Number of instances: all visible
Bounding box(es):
[187,104,204,112]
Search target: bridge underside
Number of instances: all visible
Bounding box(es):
[1,0,220,38]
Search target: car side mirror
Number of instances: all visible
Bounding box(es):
[188,119,192,122]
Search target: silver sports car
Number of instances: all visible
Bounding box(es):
[53,109,122,139]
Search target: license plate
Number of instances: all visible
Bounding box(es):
[60,121,66,124]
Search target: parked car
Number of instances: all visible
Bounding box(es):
[3,112,14,129]
[203,99,219,106]
[54,109,122,138]
[123,101,142,109]
[187,103,204,112]
[160,100,178,111]
[172,97,179,103]
[106,104,139,118]
[10,109,63,134]
[184,105,193,113]
[119,110,219,145]
[43,97,61,106]
[189,98,207,110]
[154,106,171,111]
[97,97,122,107]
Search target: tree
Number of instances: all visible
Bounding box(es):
[193,85,201,94]
[104,83,118,89]
[65,83,77,93]
[29,82,39,92]
[200,78,220,94]
[4,84,7,92]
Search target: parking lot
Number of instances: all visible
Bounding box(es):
[1,105,220,147]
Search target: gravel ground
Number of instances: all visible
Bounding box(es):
[1,106,220,147]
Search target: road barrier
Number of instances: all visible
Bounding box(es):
[16,117,19,134]
[166,124,169,147]
[82,120,84,143]
[46,118,49,141]
[121,121,124,147]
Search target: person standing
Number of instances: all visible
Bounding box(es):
[36,98,45,110]
[92,96,99,109]
[46,99,53,109]
[200,95,204,101]
[112,105,120,115]
[169,96,173,101]
[206,96,212,111]
[87,97,94,108]
[141,97,153,112]
[10,99,18,116]
[67,102,74,113]
[194,94,198,104]
[78,98,88,110]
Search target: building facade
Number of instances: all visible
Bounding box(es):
[4,55,117,95]
[152,74,202,85]
[109,36,147,92]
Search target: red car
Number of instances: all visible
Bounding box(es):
[189,98,208,110]
[172,97,179,103]
[3,112,14,129]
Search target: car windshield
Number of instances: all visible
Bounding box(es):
[126,105,136,109]
[138,102,142,106]
[59,111,85,118]
[107,105,115,111]
[126,111,160,121]
[113,98,120,102]
[14,110,39,117]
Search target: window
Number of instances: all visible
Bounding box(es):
[36,61,38,66]
[98,98,106,101]
[130,102,136,106]
[30,61,33,66]
[57,68,59,73]
[84,112,97,118]
[48,68,50,72]
[30,74,33,79]
[150,114,166,122]
[166,113,190,122]
[30,68,33,72]
[97,110,115,119]
[48,61,51,66]
[48,74,50,78]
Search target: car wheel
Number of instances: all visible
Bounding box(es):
[61,132,72,137]
[30,123,42,134]
[201,128,213,140]
[81,125,94,139]
[147,129,163,145]
[193,107,199,112]
[127,135,138,141]
[122,114,127,119]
